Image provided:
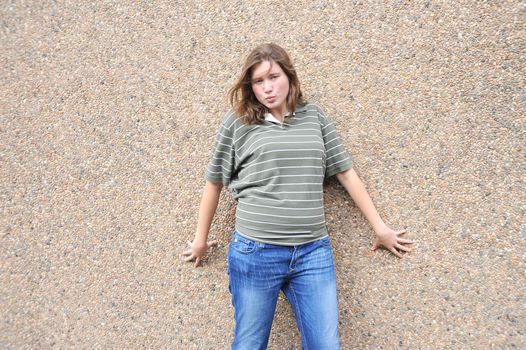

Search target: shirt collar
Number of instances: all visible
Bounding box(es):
[264,112,287,124]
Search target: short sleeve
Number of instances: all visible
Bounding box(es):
[317,107,353,178]
[205,112,237,185]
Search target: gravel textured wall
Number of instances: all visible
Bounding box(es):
[2,1,525,349]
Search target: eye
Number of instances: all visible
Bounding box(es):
[253,78,263,84]
[270,74,279,80]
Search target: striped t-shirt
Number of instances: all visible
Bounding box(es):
[205,103,353,245]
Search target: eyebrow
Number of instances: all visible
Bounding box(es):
[252,62,279,81]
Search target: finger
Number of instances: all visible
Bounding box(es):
[194,257,201,268]
[184,254,195,262]
[395,243,412,252]
[389,247,403,258]
[397,238,413,244]
[182,249,192,257]
[371,240,379,251]
[395,229,407,236]
[208,240,218,248]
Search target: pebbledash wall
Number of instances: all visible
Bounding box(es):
[2,1,524,349]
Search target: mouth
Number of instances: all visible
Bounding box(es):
[266,96,276,103]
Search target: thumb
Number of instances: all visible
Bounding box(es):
[371,240,379,251]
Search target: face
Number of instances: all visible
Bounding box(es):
[251,60,290,117]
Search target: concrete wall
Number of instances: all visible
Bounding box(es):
[2,1,524,348]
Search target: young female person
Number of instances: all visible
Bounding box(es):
[182,43,413,349]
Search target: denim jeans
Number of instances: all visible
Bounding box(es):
[228,231,340,350]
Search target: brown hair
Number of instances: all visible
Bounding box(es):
[228,43,305,125]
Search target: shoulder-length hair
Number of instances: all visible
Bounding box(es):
[228,43,305,125]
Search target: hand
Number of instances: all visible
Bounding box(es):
[371,227,413,258]
[182,239,218,267]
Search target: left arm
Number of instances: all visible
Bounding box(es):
[336,168,413,258]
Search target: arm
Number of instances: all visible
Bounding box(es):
[336,168,413,258]
[182,180,223,267]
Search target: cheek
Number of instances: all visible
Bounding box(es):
[252,85,265,101]
[281,81,290,95]
[279,77,290,92]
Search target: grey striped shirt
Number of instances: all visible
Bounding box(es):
[205,103,353,245]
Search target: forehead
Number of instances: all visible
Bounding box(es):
[251,60,283,79]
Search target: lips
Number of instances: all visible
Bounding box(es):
[266,96,276,103]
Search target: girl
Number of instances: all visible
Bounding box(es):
[183,43,412,349]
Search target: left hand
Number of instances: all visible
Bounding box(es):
[182,239,218,267]
[371,226,413,258]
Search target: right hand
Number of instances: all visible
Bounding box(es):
[182,239,218,267]
[371,226,413,258]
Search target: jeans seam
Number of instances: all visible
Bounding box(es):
[289,283,307,350]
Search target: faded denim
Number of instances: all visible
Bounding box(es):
[228,231,340,350]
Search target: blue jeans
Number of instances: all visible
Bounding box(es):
[228,231,340,350]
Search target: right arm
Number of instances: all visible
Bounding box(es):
[182,180,223,267]
[184,112,236,267]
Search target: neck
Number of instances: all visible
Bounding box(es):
[269,109,287,122]
[274,115,285,123]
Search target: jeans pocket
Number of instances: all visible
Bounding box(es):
[230,232,259,255]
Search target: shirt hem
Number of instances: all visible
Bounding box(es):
[234,227,329,246]
[326,159,353,178]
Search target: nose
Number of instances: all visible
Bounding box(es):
[263,79,272,93]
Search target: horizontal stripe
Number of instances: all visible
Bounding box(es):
[237,207,324,218]
[326,144,342,153]
[244,142,324,161]
[215,132,233,141]
[205,103,352,245]
[242,157,321,172]
[238,127,321,145]
[236,174,324,187]
[208,163,232,172]
[212,150,232,158]
[326,151,348,161]
[259,148,324,156]
[207,169,231,175]
[243,189,323,195]
[236,214,326,227]
[237,128,280,150]
[328,157,351,167]
[241,202,324,210]
[244,198,322,203]
[215,141,233,149]
[256,182,322,187]
[323,129,337,138]
[243,166,323,179]
[211,155,232,164]
[243,136,324,156]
